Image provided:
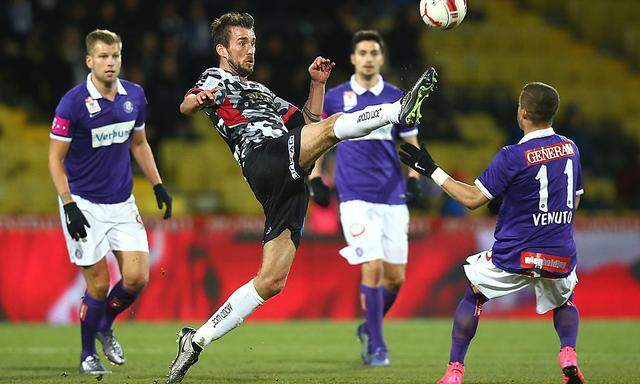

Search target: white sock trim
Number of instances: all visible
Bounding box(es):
[431,167,450,187]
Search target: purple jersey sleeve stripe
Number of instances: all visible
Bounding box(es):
[134,123,145,131]
[474,179,494,200]
[576,189,584,196]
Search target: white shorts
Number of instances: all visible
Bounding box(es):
[338,200,409,265]
[463,251,578,314]
[58,194,149,266]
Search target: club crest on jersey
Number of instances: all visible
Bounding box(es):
[123,100,133,114]
[524,142,574,166]
[343,91,357,111]
[85,96,101,116]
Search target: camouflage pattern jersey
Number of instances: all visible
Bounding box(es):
[186,67,303,166]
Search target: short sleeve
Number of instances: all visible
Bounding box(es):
[475,147,519,200]
[134,87,147,131]
[50,96,74,142]
[322,92,336,119]
[184,69,226,107]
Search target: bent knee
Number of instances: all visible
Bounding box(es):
[122,273,149,292]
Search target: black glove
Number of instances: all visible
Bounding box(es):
[153,183,172,219]
[308,177,331,207]
[63,202,90,241]
[405,177,423,204]
[399,143,438,178]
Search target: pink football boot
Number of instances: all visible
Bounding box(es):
[558,347,585,384]
[437,362,464,384]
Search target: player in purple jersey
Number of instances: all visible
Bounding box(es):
[48,30,172,375]
[400,83,585,384]
[309,31,422,367]
[167,13,437,383]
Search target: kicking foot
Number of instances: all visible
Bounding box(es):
[96,329,125,365]
[167,327,201,384]
[79,354,112,375]
[398,67,438,126]
[437,361,464,384]
[559,347,585,384]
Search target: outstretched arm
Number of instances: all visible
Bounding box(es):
[303,57,335,124]
[399,143,489,210]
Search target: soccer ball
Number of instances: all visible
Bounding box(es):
[419,0,467,30]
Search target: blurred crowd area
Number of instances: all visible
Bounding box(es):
[0,0,639,215]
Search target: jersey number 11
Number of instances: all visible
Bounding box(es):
[534,159,574,213]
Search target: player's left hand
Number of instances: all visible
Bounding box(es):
[308,56,336,84]
[153,183,172,219]
[399,143,438,178]
[405,177,423,204]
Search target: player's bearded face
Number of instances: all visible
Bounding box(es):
[351,41,384,79]
[225,27,256,77]
[86,42,122,84]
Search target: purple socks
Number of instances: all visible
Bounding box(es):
[80,293,105,360]
[449,286,487,363]
[381,286,398,315]
[360,284,386,351]
[99,280,139,332]
[553,297,579,348]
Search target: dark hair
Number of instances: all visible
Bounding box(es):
[521,82,560,125]
[85,29,121,55]
[351,30,385,53]
[210,13,255,51]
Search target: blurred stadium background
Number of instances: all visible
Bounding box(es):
[0,1,639,381]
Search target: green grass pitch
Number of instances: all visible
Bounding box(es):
[0,320,639,383]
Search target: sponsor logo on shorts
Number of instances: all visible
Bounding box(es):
[211,302,233,328]
[350,223,366,237]
[520,251,570,273]
[287,135,301,180]
[355,247,364,257]
[75,249,83,260]
[356,107,382,123]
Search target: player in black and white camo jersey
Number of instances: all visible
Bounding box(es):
[167,12,437,383]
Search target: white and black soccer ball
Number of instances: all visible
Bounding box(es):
[419,0,467,30]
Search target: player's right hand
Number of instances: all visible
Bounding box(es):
[309,177,331,207]
[63,202,90,241]
[399,143,438,178]
[195,89,216,108]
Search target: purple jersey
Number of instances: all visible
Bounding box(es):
[475,128,584,277]
[50,74,146,204]
[324,76,416,205]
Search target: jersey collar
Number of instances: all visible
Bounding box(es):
[86,73,127,99]
[518,127,556,144]
[350,75,384,96]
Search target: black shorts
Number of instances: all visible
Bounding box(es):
[242,128,310,247]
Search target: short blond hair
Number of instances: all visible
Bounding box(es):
[85,29,122,55]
